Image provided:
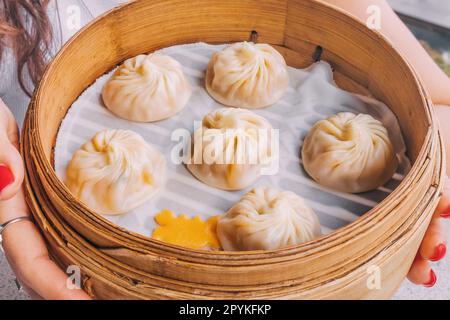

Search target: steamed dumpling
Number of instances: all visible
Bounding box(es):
[66,129,166,215]
[205,42,289,108]
[187,108,273,190]
[102,54,191,122]
[302,112,398,193]
[217,187,322,251]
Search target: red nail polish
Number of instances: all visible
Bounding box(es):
[0,165,14,193]
[430,243,447,262]
[442,205,450,218]
[424,269,437,288]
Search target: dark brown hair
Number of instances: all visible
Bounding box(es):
[0,0,52,96]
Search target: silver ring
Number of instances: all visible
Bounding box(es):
[0,216,32,235]
[0,217,32,253]
[0,217,31,293]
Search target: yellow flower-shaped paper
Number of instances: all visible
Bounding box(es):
[152,209,221,250]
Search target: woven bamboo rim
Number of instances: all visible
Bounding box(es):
[22,0,445,299]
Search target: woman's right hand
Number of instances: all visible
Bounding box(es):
[0,98,90,300]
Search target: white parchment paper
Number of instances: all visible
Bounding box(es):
[55,43,410,237]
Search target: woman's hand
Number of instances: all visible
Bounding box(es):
[0,99,90,300]
[407,179,449,286]
[407,105,450,287]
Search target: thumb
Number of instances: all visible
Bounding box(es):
[0,105,24,201]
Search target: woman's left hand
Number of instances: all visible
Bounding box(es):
[407,105,450,287]
[1,99,91,300]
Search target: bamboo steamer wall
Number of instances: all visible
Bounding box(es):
[22,0,445,299]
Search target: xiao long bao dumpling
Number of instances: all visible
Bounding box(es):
[217,187,322,251]
[205,42,289,109]
[102,54,192,122]
[66,129,166,215]
[187,108,274,190]
[302,112,398,193]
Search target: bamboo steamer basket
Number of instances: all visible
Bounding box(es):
[22,0,445,299]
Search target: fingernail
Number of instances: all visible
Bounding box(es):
[423,269,437,288]
[0,165,14,193]
[441,205,450,218]
[430,243,447,262]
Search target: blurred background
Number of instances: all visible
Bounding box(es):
[389,0,450,76]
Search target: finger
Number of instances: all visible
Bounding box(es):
[0,180,29,223]
[0,149,23,201]
[419,217,447,261]
[407,256,437,287]
[0,101,24,201]
[0,103,20,149]
[3,221,91,300]
[1,190,91,300]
